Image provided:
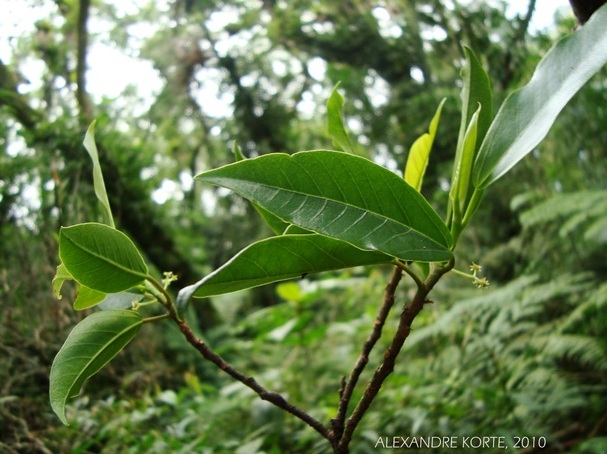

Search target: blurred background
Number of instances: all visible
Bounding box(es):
[1,0,607,452]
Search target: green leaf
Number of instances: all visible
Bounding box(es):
[456,47,493,158]
[98,291,141,310]
[233,141,293,234]
[276,282,303,302]
[196,151,453,262]
[188,234,392,298]
[450,105,481,220]
[49,310,143,425]
[473,4,607,188]
[449,46,493,216]
[59,223,148,293]
[232,141,246,162]
[327,83,356,154]
[254,203,293,235]
[52,263,72,299]
[448,47,492,232]
[73,285,106,311]
[83,121,115,228]
[404,98,446,191]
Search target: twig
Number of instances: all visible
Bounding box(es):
[174,317,332,441]
[76,0,93,122]
[330,266,402,442]
[336,259,454,452]
[169,259,451,453]
[589,409,607,437]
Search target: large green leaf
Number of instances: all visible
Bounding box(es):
[327,84,356,154]
[49,310,143,425]
[83,121,115,228]
[59,223,148,293]
[473,4,607,188]
[404,98,446,191]
[188,234,392,298]
[233,141,293,234]
[196,151,453,262]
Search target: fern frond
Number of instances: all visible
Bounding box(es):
[520,190,606,228]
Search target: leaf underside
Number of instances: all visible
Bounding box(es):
[196,151,453,262]
[473,4,607,187]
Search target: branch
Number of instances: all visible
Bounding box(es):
[76,0,93,121]
[0,60,43,129]
[174,315,331,441]
[500,0,536,89]
[330,266,402,442]
[336,259,454,452]
[518,0,537,40]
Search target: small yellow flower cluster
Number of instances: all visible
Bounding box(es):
[469,262,489,289]
[162,271,179,289]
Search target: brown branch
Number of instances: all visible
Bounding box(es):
[589,409,607,437]
[336,259,454,452]
[172,260,452,454]
[76,0,92,122]
[500,0,536,89]
[519,0,537,39]
[330,266,402,443]
[174,316,332,441]
[0,60,43,129]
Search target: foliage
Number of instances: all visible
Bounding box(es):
[2,0,607,452]
[50,310,143,425]
[46,4,607,453]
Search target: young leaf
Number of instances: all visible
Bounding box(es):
[456,47,493,158]
[52,263,72,299]
[448,47,492,232]
[73,285,106,311]
[232,141,246,162]
[450,105,481,220]
[327,84,356,154]
[59,223,149,293]
[404,98,446,191]
[49,310,143,425]
[83,121,115,228]
[187,234,392,299]
[196,151,453,262]
[473,4,607,188]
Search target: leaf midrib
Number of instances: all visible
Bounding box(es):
[65,321,141,397]
[220,178,447,247]
[62,234,148,279]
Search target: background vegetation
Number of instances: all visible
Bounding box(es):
[1,0,606,452]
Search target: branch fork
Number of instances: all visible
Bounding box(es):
[170,259,454,453]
